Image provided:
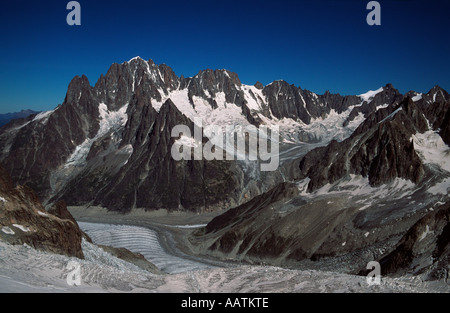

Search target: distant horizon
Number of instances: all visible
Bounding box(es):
[0,109,41,115]
[1,0,449,114]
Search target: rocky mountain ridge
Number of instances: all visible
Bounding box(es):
[188,89,450,280]
[0,57,447,214]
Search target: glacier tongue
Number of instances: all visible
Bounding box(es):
[0,232,445,293]
[78,222,214,274]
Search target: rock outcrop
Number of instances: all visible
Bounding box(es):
[0,166,84,258]
[98,245,163,274]
[378,201,449,281]
[0,165,162,274]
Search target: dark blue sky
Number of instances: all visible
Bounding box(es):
[0,0,449,113]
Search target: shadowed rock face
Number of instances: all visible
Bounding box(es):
[193,177,449,276]
[417,86,450,146]
[51,98,244,213]
[298,97,444,192]
[186,69,245,109]
[262,80,365,124]
[0,166,84,259]
[344,83,404,127]
[0,75,101,199]
[377,201,449,280]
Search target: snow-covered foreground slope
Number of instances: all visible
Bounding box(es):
[0,235,446,293]
[0,239,159,293]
